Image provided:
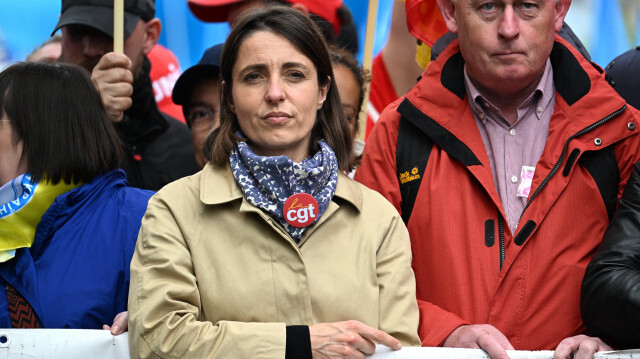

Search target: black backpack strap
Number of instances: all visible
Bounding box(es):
[396,115,434,225]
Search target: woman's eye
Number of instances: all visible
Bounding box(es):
[244,73,262,82]
[287,71,306,80]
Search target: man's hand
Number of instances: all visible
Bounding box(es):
[553,334,612,359]
[309,320,402,359]
[102,311,128,335]
[91,52,133,123]
[443,324,514,359]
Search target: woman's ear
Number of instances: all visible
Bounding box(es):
[317,76,330,110]
[223,81,236,113]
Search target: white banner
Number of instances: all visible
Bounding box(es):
[0,330,638,359]
[370,345,640,359]
[0,329,129,359]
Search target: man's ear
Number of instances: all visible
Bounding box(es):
[437,0,459,33]
[289,3,310,16]
[142,18,161,55]
[554,0,572,32]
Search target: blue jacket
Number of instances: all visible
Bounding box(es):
[0,170,153,328]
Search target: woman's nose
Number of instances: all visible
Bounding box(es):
[265,77,286,103]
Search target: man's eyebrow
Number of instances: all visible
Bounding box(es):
[188,101,214,110]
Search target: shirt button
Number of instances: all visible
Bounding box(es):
[479,113,485,120]
[511,175,518,183]
[537,106,543,113]
[509,129,516,136]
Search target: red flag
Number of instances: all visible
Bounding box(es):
[405,0,448,47]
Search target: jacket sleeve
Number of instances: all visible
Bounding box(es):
[581,160,640,350]
[128,195,287,359]
[373,198,422,346]
[354,104,469,347]
[417,301,469,347]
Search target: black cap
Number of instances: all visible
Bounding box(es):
[172,43,224,109]
[52,0,155,38]
[605,45,640,110]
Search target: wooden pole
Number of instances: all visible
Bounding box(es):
[113,0,124,53]
[356,0,379,143]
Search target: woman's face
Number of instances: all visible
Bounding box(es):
[229,31,329,162]
[0,112,26,186]
[332,64,360,140]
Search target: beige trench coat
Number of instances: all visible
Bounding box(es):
[128,163,421,358]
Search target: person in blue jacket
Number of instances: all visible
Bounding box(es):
[0,61,153,332]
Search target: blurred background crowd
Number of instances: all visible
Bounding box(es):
[1,0,639,73]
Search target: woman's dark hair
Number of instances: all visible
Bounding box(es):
[328,44,369,135]
[205,5,356,171]
[0,62,122,185]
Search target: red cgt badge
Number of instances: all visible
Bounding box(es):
[283,193,319,228]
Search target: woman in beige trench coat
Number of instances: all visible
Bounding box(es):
[128,6,421,359]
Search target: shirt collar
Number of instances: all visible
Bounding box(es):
[464,59,555,124]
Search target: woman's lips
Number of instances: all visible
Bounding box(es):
[264,112,291,124]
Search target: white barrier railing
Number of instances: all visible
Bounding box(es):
[372,345,640,358]
[0,329,128,359]
[0,330,638,359]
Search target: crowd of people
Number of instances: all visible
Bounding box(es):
[1,0,640,358]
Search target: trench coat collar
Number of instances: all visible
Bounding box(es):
[199,162,362,212]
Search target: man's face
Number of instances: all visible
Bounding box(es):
[28,42,62,63]
[448,0,566,98]
[187,76,221,168]
[59,20,147,77]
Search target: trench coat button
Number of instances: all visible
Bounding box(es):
[594,138,602,146]
[628,122,636,131]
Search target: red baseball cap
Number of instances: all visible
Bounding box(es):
[187,0,243,23]
[148,44,186,123]
[188,0,342,35]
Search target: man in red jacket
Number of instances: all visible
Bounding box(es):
[355,0,640,358]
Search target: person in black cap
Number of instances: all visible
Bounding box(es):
[172,44,223,168]
[580,45,640,350]
[53,0,199,191]
[602,46,640,110]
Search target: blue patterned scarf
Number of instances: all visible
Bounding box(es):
[230,135,339,241]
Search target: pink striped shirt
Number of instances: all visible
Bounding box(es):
[465,60,555,234]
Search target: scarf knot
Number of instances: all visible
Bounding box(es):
[230,136,339,241]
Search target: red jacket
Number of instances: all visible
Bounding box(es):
[355,36,640,350]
